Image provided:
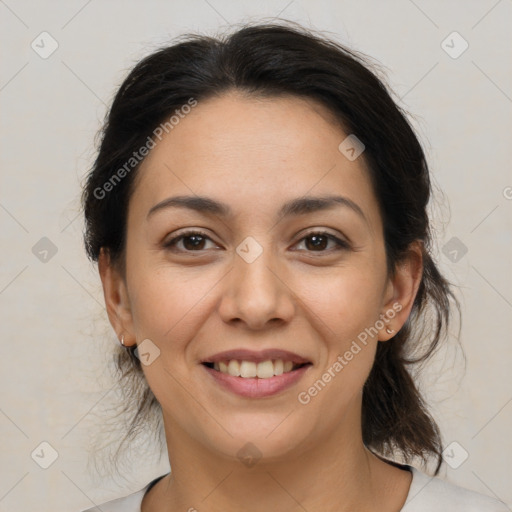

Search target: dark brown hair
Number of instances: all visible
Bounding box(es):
[81,20,461,476]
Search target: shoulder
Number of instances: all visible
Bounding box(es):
[79,473,169,512]
[79,475,163,512]
[402,466,509,512]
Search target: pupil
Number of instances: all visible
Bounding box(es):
[184,235,204,250]
[306,235,327,251]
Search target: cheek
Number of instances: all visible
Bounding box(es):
[127,259,221,354]
[291,267,383,401]
[296,274,380,422]
[294,265,384,340]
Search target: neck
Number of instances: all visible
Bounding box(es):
[143,400,409,512]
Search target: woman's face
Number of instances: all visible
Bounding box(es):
[102,91,418,462]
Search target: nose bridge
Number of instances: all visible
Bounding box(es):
[218,234,294,328]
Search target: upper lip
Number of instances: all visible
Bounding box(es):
[201,349,311,365]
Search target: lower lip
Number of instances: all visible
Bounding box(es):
[202,364,311,398]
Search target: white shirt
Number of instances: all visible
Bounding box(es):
[80,465,509,511]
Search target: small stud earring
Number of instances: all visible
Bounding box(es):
[120,334,125,346]
[385,327,394,334]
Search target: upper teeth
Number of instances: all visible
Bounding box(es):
[213,360,297,379]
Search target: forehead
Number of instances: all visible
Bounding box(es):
[129,92,381,233]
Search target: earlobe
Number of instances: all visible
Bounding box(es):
[98,248,135,346]
[379,241,423,341]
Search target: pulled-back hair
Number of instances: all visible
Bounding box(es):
[81,20,461,476]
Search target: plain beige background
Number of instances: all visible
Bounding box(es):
[0,1,511,511]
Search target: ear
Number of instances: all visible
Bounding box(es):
[378,240,423,341]
[98,247,136,347]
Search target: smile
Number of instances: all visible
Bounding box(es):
[203,359,309,379]
[201,360,312,398]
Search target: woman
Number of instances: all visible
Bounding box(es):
[80,21,508,512]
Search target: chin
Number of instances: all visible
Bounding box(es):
[202,413,312,464]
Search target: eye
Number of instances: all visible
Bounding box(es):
[293,231,350,252]
[163,230,218,252]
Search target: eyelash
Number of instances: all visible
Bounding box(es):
[163,230,350,254]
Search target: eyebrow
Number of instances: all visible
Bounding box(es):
[146,194,368,224]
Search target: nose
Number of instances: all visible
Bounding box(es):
[218,243,295,330]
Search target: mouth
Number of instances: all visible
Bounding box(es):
[201,360,312,379]
[200,354,313,398]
